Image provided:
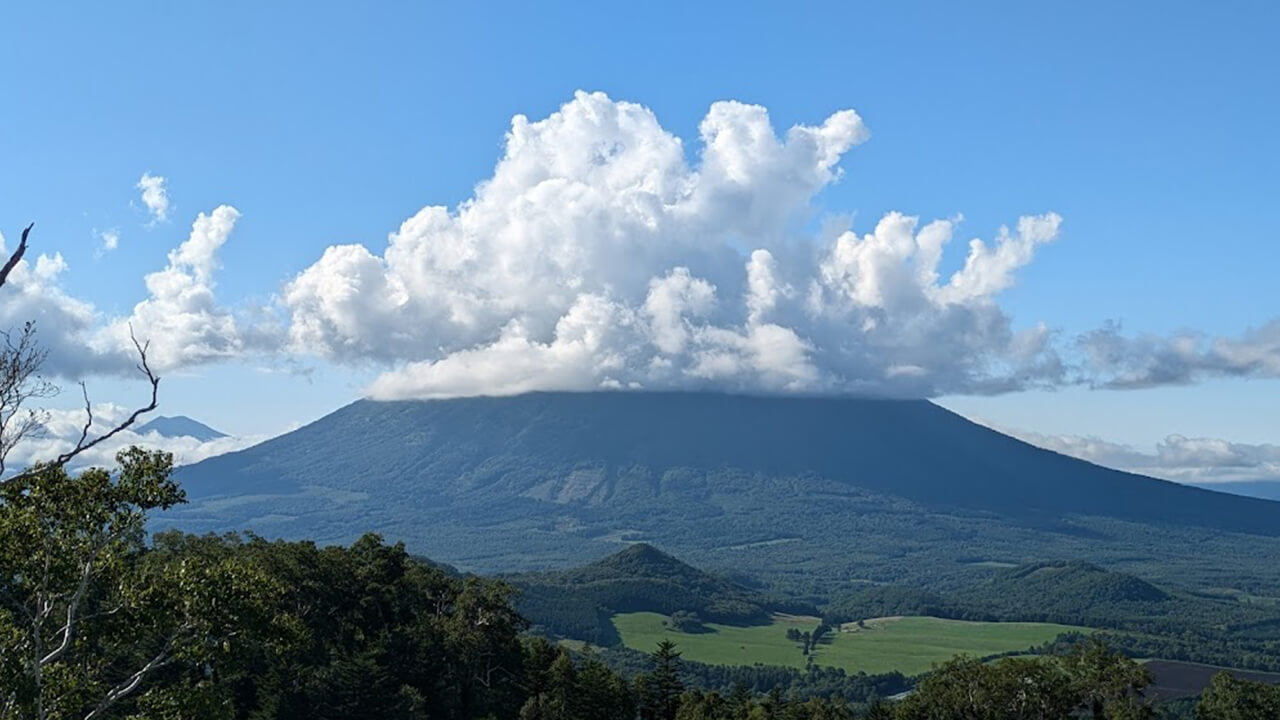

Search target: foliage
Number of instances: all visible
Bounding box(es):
[669,611,706,633]
[0,449,282,720]
[895,639,1154,720]
[1194,672,1280,719]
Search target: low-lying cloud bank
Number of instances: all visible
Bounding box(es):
[1007,427,1280,485]
[4,403,263,472]
[2,91,1279,400]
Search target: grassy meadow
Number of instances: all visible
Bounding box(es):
[612,612,1087,676]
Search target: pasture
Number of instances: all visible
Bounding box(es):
[612,612,1086,676]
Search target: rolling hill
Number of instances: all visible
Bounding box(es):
[163,392,1280,593]
[510,543,806,643]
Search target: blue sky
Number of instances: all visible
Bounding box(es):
[1,2,1277,479]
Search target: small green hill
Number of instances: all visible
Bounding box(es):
[949,560,1280,639]
[993,561,1169,603]
[964,561,1170,623]
[512,544,813,644]
[947,558,1172,625]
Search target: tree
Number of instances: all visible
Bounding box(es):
[0,448,282,719]
[576,651,635,720]
[669,610,705,633]
[0,223,280,718]
[639,640,685,720]
[1195,672,1280,720]
[895,642,1154,720]
[1060,637,1154,720]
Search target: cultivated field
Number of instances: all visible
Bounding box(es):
[612,612,1086,676]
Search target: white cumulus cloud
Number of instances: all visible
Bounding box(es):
[2,205,254,378]
[285,91,1066,400]
[97,205,248,371]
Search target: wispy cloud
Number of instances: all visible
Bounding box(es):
[1080,320,1280,389]
[95,228,119,255]
[136,172,170,225]
[1004,426,1280,485]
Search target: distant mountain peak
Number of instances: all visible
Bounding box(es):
[136,415,227,442]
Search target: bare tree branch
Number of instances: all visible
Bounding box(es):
[81,631,183,720]
[0,322,57,474]
[0,336,159,488]
[1,226,162,487]
[0,223,33,289]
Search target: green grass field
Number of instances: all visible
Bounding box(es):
[612,612,1087,676]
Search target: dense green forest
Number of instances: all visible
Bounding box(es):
[5,449,1280,718]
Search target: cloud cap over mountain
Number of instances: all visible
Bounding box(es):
[285,91,1066,399]
[7,91,1277,402]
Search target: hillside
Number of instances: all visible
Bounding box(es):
[163,392,1280,593]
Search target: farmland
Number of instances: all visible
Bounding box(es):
[612,612,1087,676]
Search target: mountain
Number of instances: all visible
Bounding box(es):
[511,543,809,643]
[136,415,227,442]
[164,392,1280,594]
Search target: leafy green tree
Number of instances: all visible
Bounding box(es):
[896,642,1154,720]
[1060,637,1154,720]
[0,449,281,720]
[669,610,705,633]
[1195,672,1280,720]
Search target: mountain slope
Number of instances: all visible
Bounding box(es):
[136,415,227,441]
[164,392,1280,592]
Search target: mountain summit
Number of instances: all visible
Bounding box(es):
[166,392,1280,591]
[136,415,227,442]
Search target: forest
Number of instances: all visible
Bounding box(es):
[2,448,1279,718]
